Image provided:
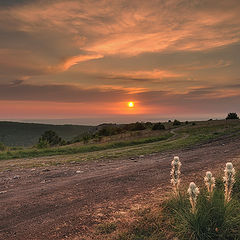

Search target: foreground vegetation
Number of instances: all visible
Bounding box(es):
[98,163,240,240]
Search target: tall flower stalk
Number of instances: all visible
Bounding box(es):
[204,171,215,193]
[170,156,181,195]
[187,182,199,213]
[223,162,235,202]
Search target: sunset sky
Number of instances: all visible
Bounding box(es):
[0,0,240,124]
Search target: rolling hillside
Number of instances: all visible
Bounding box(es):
[0,121,95,147]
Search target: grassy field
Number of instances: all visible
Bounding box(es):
[0,119,240,169]
[0,132,173,160]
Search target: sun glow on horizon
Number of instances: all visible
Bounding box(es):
[128,101,134,108]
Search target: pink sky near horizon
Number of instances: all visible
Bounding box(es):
[0,0,240,123]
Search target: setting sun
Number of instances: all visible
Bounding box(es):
[128,102,134,108]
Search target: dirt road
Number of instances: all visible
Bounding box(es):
[0,136,240,240]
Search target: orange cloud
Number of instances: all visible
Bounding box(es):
[171,60,232,71]
[119,69,183,79]
[102,69,183,83]
[49,53,104,72]
[2,0,240,57]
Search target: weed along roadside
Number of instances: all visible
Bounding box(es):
[97,157,240,240]
[163,160,239,239]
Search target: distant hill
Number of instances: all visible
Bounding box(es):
[0,121,96,147]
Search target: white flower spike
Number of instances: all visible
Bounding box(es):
[187,182,200,213]
[204,171,215,193]
[170,156,182,195]
[223,162,235,202]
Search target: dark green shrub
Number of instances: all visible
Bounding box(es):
[145,122,153,128]
[96,122,148,137]
[173,120,181,126]
[226,113,239,120]
[71,130,98,144]
[38,130,63,146]
[122,122,146,131]
[130,122,147,131]
[98,127,111,136]
[36,139,49,149]
[152,122,165,130]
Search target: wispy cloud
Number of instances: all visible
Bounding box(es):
[100,69,183,82]
[172,60,232,71]
[49,53,104,72]
[1,82,239,104]
[1,0,240,58]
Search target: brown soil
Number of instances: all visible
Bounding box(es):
[0,136,240,240]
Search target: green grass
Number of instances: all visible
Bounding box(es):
[163,182,240,239]
[0,120,240,165]
[0,133,173,160]
[115,170,240,240]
